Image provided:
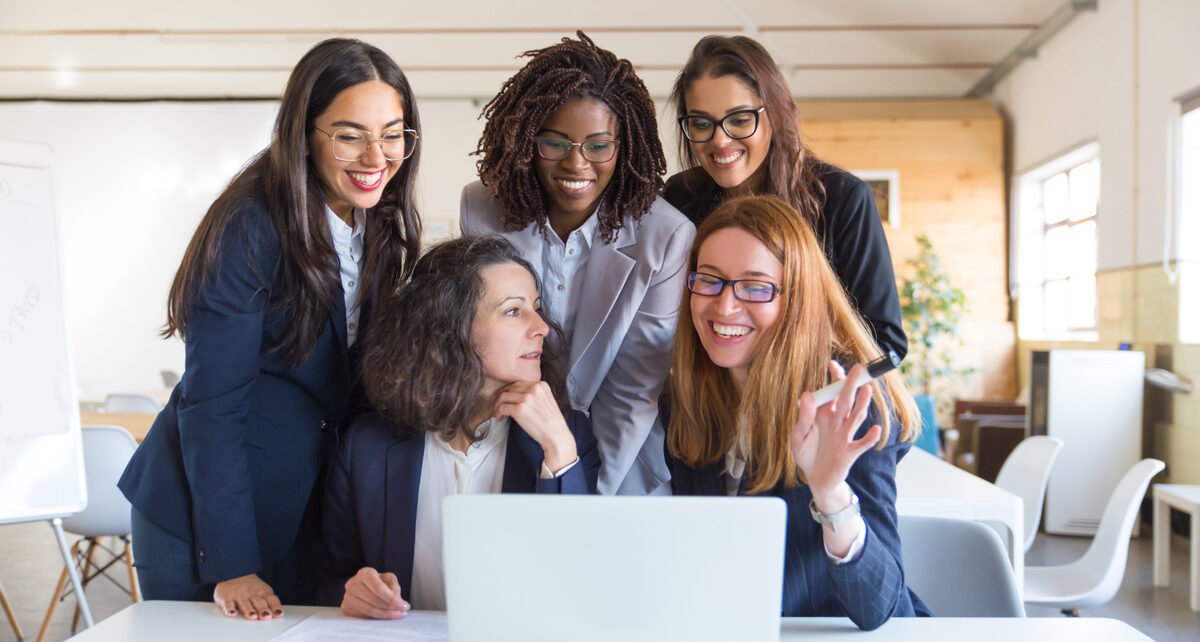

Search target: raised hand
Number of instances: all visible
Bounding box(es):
[791,362,883,507]
[341,567,410,620]
[491,380,577,472]
[213,573,283,620]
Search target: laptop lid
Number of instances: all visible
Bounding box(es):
[443,495,787,642]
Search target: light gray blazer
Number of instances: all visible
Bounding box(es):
[460,180,695,495]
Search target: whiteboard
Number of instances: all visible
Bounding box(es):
[0,138,87,525]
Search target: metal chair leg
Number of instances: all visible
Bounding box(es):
[70,538,100,634]
[0,579,25,640]
[37,541,77,642]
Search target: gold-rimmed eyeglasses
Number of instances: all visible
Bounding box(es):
[313,127,419,161]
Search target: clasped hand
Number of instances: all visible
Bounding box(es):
[491,380,577,472]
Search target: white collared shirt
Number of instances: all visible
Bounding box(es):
[411,417,511,611]
[324,206,365,346]
[537,213,599,347]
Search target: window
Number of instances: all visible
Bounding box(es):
[1176,94,1200,341]
[1015,143,1100,339]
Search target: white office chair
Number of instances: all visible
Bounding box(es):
[103,392,161,413]
[994,436,1065,552]
[1023,458,1166,615]
[37,425,141,642]
[899,515,1025,617]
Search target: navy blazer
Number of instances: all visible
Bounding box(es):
[119,197,359,586]
[665,400,931,631]
[317,411,600,606]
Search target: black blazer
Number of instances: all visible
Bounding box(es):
[664,399,931,630]
[318,411,600,606]
[119,197,359,586]
[663,164,908,361]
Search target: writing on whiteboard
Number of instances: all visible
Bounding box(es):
[2,284,40,346]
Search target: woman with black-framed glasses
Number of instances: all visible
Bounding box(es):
[461,32,695,497]
[118,39,423,618]
[664,35,907,364]
[665,194,929,629]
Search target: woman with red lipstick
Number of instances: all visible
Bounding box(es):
[461,33,695,496]
[118,39,422,618]
[318,236,598,617]
[663,35,907,363]
[664,195,929,630]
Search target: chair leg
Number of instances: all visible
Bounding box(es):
[37,541,77,642]
[123,537,140,603]
[70,538,99,634]
[1061,608,1080,617]
[0,580,25,640]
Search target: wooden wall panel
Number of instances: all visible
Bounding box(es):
[798,100,1017,403]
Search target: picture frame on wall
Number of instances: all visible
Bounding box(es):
[850,169,900,228]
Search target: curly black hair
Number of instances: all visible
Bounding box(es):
[474,31,666,243]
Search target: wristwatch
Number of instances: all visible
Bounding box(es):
[808,491,861,533]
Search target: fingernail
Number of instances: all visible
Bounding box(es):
[274,609,283,616]
[227,610,237,616]
[261,611,270,617]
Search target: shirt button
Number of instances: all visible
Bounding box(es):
[568,248,575,255]
[557,284,565,291]
[348,280,356,287]
[320,420,333,433]
[349,323,357,330]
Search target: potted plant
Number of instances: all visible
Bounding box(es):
[898,234,971,454]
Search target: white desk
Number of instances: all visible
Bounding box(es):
[1152,483,1200,611]
[896,448,1025,593]
[69,602,1151,641]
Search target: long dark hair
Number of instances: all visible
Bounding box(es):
[163,38,422,363]
[669,35,827,227]
[474,31,665,243]
[362,236,568,440]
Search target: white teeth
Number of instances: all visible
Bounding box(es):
[349,171,382,186]
[556,179,590,190]
[712,322,750,338]
[713,150,743,165]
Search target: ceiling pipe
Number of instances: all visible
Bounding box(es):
[966,0,1098,98]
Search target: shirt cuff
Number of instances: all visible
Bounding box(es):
[539,457,580,479]
[824,516,868,565]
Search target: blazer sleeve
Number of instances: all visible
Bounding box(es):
[824,405,916,630]
[824,176,908,361]
[177,203,279,583]
[535,410,600,495]
[589,216,696,494]
[317,424,365,606]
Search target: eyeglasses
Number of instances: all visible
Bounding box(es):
[687,271,782,303]
[678,107,767,143]
[534,136,619,163]
[313,127,419,161]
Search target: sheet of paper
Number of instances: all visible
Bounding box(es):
[271,611,448,641]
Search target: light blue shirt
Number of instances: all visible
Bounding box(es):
[538,213,599,347]
[325,206,365,346]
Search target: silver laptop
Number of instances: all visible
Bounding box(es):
[443,495,787,642]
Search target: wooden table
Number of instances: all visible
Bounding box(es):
[1152,483,1200,611]
[68,601,1153,641]
[896,448,1025,594]
[80,411,156,442]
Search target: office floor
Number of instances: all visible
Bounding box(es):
[1,519,1198,641]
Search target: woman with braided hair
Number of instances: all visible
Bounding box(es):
[461,32,694,495]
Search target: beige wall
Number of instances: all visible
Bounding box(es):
[798,100,1017,411]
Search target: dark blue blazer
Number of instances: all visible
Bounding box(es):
[317,411,599,606]
[119,197,359,587]
[665,401,931,631]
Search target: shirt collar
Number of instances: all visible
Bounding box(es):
[430,416,510,458]
[324,205,365,239]
[541,209,600,249]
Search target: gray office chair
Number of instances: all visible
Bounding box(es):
[37,425,140,641]
[900,515,1025,617]
[103,392,160,413]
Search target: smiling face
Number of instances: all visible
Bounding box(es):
[473,262,550,399]
[683,74,773,192]
[690,226,784,389]
[309,79,407,223]
[535,96,619,231]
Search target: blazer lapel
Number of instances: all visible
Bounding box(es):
[383,434,425,600]
[567,221,638,377]
[501,422,545,493]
